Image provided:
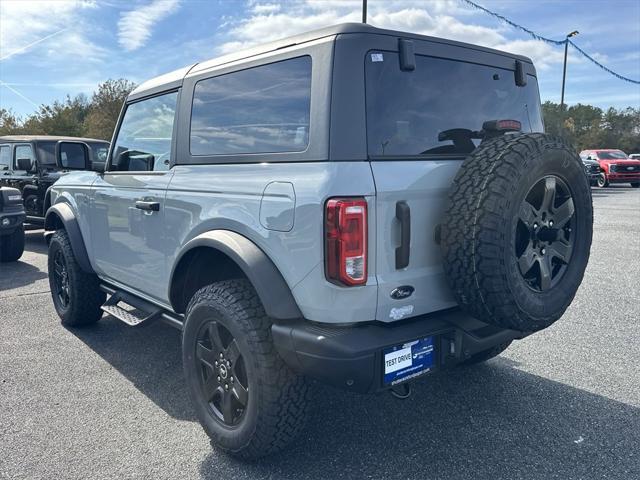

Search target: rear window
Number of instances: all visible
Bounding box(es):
[190,56,312,156]
[365,52,544,157]
[89,143,109,162]
[0,145,10,170]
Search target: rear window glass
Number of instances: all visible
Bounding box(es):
[365,52,544,157]
[89,143,109,162]
[190,56,312,156]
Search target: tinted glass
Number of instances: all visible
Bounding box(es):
[14,144,35,169]
[365,52,544,156]
[37,142,57,165]
[111,91,178,172]
[190,56,312,156]
[0,145,10,170]
[89,143,109,163]
[59,143,87,169]
[598,151,628,159]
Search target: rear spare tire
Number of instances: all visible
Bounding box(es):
[441,133,592,332]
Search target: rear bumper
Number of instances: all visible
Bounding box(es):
[272,309,525,393]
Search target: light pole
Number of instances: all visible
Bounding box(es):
[560,30,579,112]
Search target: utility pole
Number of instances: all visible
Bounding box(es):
[362,0,367,23]
[560,30,579,112]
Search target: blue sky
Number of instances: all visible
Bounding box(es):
[1,0,639,118]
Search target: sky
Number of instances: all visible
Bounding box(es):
[1,0,639,118]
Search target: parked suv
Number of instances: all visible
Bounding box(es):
[0,135,110,224]
[0,186,26,262]
[579,149,640,188]
[45,24,593,459]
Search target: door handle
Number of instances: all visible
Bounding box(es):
[135,200,160,212]
[395,201,411,269]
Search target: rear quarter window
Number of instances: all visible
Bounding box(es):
[189,56,312,156]
[365,52,544,157]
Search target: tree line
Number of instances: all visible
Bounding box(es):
[0,79,136,142]
[1,79,639,154]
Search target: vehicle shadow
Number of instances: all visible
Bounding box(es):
[591,185,637,197]
[69,318,639,479]
[200,361,640,479]
[0,230,48,291]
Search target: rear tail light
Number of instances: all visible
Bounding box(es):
[325,198,368,286]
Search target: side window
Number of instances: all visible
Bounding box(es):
[110,91,178,172]
[14,144,35,171]
[59,143,87,169]
[190,56,312,156]
[0,145,10,170]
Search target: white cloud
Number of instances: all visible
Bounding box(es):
[0,0,102,61]
[118,0,181,51]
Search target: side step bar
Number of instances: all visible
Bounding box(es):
[99,285,184,330]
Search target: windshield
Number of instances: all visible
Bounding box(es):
[37,142,57,165]
[598,150,628,160]
[365,52,544,157]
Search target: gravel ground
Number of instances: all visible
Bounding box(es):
[1,185,638,480]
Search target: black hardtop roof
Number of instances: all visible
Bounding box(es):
[0,135,109,144]
[129,22,533,99]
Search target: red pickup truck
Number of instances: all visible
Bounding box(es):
[579,149,640,188]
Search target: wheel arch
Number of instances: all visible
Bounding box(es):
[44,202,93,273]
[169,230,302,321]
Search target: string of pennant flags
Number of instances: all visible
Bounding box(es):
[459,0,640,85]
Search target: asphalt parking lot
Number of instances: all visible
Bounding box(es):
[1,185,639,480]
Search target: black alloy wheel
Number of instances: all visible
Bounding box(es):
[195,320,249,426]
[515,175,576,292]
[52,248,71,308]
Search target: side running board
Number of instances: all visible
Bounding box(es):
[99,285,183,329]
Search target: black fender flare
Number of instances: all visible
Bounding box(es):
[44,203,93,273]
[170,230,302,320]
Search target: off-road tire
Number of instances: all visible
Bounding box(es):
[441,133,593,332]
[48,229,105,327]
[631,182,640,188]
[461,341,513,366]
[0,224,25,262]
[597,173,609,188]
[183,279,309,460]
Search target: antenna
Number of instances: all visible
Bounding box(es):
[362,0,367,23]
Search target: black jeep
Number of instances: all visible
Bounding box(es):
[0,136,109,225]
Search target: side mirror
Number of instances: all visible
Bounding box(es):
[92,161,105,173]
[16,157,34,172]
[113,150,154,172]
[56,142,89,170]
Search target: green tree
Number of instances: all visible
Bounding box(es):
[83,79,136,141]
[21,94,89,137]
[0,109,23,135]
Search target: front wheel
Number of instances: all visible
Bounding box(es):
[631,182,640,188]
[0,224,25,262]
[597,173,609,188]
[183,279,309,459]
[48,230,105,327]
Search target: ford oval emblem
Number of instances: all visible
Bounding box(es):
[390,285,414,300]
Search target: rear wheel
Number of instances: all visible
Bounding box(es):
[183,279,308,459]
[441,133,593,332]
[48,230,105,327]
[0,224,25,262]
[597,173,609,187]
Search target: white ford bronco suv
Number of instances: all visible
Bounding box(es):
[45,24,593,459]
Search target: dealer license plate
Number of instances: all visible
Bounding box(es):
[383,336,435,386]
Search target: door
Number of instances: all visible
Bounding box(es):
[365,49,545,321]
[90,91,179,302]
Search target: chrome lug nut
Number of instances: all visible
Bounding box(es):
[219,353,223,358]
[541,248,546,255]
[533,223,538,230]
[217,376,221,382]
[549,220,554,227]
[230,377,234,383]
[225,384,229,390]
